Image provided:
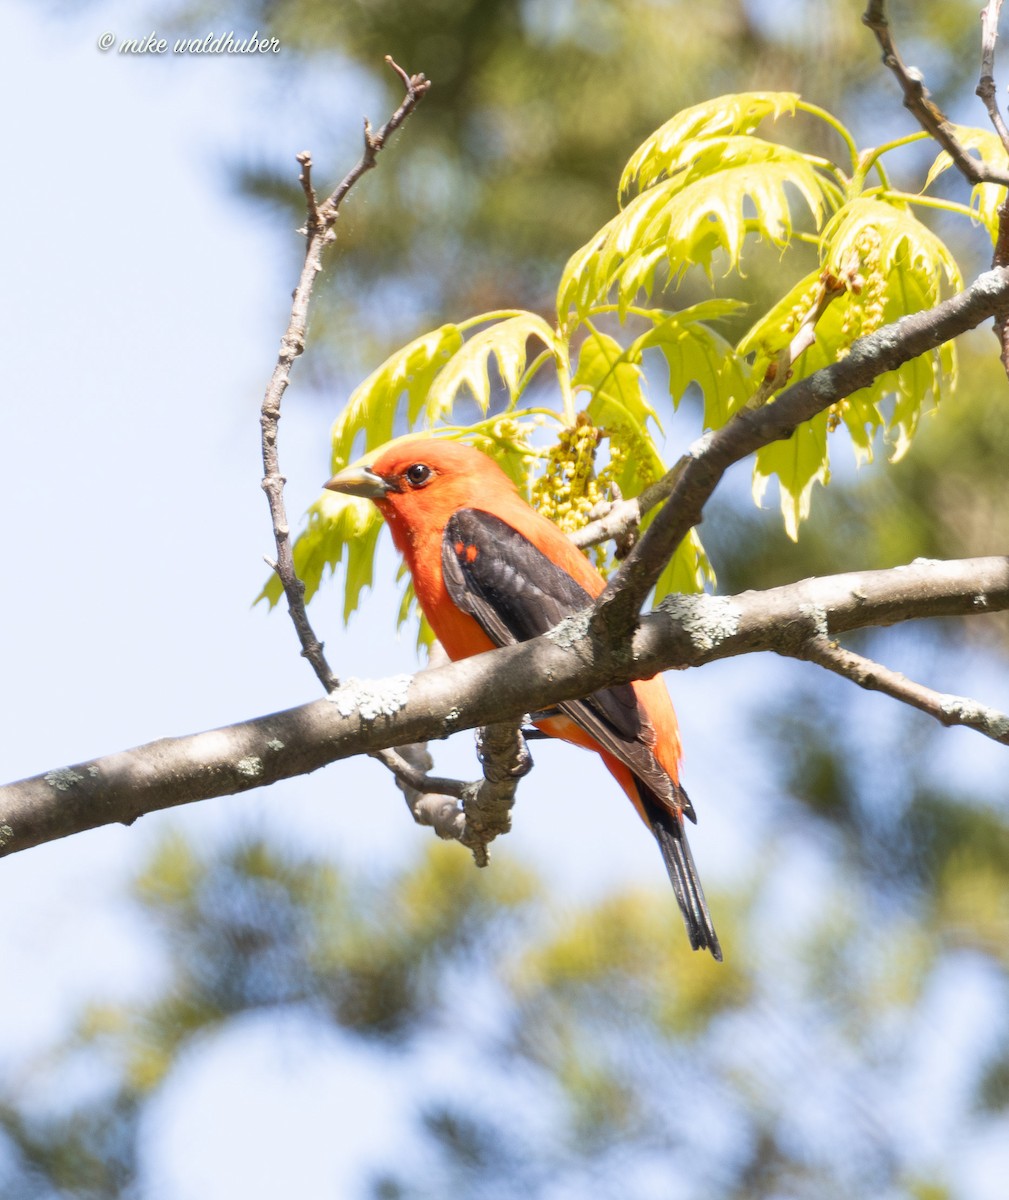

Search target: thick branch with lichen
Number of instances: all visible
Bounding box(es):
[2,556,1006,859]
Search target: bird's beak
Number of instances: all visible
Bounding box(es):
[324,464,391,499]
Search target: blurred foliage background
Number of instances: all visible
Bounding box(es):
[5,0,1009,1197]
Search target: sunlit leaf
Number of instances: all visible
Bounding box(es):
[573,329,713,593]
[455,414,540,492]
[330,324,464,474]
[631,299,753,427]
[821,195,962,296]
[925,124,1009,245]
[573,328,663,499]
[744,197,959,535]
[651,525,714,597]
[620,91,803,196]
[425,313,555,422]
[256,491,383,620]
[753,413,830,541]
[559,137,831,320]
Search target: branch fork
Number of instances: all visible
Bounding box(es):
[865,0,1009,375]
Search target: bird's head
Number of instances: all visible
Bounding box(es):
[324,437,517,528]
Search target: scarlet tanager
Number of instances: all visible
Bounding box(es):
[326,437,721,960]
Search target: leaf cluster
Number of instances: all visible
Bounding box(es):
[264,93,1004,634]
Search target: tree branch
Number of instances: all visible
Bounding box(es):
[378,724,531,866]
[3,556,1005,859]
[974,0,1009,377]
[259,59,430,693]
[863,0,1009,187]
[795,636,1009,745]
[977,1,1009,157]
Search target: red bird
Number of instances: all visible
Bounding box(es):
[326,437,721,959]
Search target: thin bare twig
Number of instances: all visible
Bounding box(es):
[973,0,1009,376]
[260,59,431,695]
[316,58,432,223]
[261,68,548,849]
[977,1,1009,155]
[863,0,1009,187]
[796,636,1009,746]
[295,151,322,234]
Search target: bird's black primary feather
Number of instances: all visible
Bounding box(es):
[638,783,722,960]
[443,510,652,759]
[442,508,720,957]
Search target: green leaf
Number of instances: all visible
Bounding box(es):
[821,198,958,463]
[558,136,831,321]
[752,413,830,542]
[821,195,962,296]
[256,492,384,621]
[652,526,713,598]
[742,197,960,536]
[630,300,752,428]
[878,256,957,460]
[620,91,802,197]
[573,329,713,594]
[424,313,555,422]
[330,313,552,488]
[573,329,663,501]
[925,124,1008,245]
[329,324,464,474]
[738,267,823,363]
[457,417,540,492]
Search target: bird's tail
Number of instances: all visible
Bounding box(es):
[641,783,722,962]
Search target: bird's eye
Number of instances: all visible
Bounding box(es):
[405,463,432,488]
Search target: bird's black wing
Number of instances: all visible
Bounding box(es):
[442,509,669,798]
[442,507,720,959]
